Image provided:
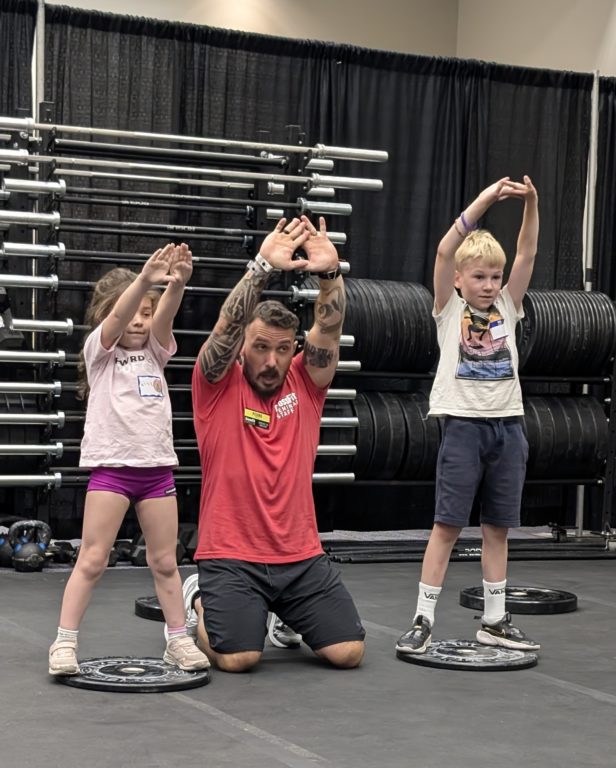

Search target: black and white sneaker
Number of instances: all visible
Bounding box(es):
[476,612,540,651]
[267,614,301,649]
[395,615,432,654]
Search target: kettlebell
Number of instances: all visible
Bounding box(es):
[0,535,13,568]
[9,520,53,573]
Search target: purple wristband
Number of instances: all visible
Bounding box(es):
[460,211,477,234]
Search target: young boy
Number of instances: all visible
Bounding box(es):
[396,176,540,655]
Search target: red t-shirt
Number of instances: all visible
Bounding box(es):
[192,353,328,563]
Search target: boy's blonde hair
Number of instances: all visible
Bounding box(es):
[455,229,506,271]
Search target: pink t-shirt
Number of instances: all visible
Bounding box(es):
[79,323,178,468]
[192,353,327,563]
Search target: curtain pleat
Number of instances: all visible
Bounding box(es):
[0,0,36,116]
[43,5,592,289]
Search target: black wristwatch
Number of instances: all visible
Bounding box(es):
[317,265,342,280]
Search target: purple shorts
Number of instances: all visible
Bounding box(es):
[87,466,177,503]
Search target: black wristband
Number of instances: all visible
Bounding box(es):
[317,266,342,280]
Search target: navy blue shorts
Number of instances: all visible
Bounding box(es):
[196,555,366,654]
[434,416,528,528]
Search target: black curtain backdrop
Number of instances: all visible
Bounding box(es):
[594,78,616,297]
[482,69,591,290]
[0,0,36,116]
[0,3,604,534]
[43,5,592,291]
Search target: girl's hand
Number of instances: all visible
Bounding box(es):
[169,243,193,286]
[140,244,176,286]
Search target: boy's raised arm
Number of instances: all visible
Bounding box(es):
[505,176,539,310]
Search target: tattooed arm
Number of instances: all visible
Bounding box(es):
[303,277,345,388]
[301,216,345,389]
[198,217,310,383]
[198,270,270,382]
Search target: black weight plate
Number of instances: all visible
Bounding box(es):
[396,639,537,671]
[351,393,374,478]
[368,279,394,370]
[353,278,382,370]
[515,292,535,373]
[397,392,438,480]
[316,400,355,472]
[405,282,438,372]
[134,595,164,622]
[363,392,404,479]
[459,585,578,614]
[388,282,413,371]
[523,396,555,479]
[55,657,210,693]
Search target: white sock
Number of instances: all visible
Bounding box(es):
[483,579,507,624]
[413,582,442,627]
[56,627,79,644]
[167,625,188,641]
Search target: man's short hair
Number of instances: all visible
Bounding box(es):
[248,300,300,332]
[455,229,506,270]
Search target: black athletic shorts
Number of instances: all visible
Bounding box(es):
[196,554,366,654]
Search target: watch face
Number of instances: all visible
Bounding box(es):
[319,267,341,279]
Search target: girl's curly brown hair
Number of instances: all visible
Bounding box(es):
[76,268,160,401]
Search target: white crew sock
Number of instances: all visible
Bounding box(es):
[413,582,442,627]
[56,627,79,644]
[167,625,189,641]
[483,579,507,624]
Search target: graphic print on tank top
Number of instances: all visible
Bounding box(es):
[456,303,514,380]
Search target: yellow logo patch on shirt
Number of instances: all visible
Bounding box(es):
[243,408,271,429]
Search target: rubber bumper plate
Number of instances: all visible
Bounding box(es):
[134,595,164,622]
[459,586,577,614]
[55,657,211,692]
[396,640,538,671]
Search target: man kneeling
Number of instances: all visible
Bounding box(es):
[189,215,365,672]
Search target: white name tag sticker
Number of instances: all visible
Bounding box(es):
[138,375,164,397]
[489,319,507,340]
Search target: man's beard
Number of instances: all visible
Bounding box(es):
[244,368,281,398]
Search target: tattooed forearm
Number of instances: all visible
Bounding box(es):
[221,270,270,326]
[314,282,346,337]
[200,323,244,381]
[199,270,270,381]
[303,340,336,369]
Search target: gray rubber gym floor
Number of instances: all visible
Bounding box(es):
[1,558,614,768]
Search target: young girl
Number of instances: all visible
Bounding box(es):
[49,243,210,675]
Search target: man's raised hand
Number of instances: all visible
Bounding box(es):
[259,217,310,271]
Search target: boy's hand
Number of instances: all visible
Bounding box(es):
[516,175,538,202]
[481,176,537,205]
[169,243,193,285]
[140,243,175,286]
[478,176,519,205]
